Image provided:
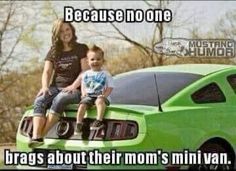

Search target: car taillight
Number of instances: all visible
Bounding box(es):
[91,120,138,140]
[56,120,74,139]
[19,116,138,141]
[20,116,33,137]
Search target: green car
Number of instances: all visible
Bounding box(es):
[16,64,236,170]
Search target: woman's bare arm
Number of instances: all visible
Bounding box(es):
[37,61,53,96]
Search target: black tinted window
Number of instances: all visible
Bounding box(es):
[191,83,226,103]
[227,74,236,94]
[110,72,202,106]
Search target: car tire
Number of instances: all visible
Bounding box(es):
[189,143,234,170]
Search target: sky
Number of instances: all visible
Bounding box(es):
[179,1,236,34]
[48,1,236,58]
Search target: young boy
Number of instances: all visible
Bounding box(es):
[74,45,114,134]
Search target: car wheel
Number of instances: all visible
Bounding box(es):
[189,143,233,170]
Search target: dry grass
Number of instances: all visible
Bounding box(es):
[0,143,16,169]
[105,46,235,75]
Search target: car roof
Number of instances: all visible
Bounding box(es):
[117,64,236,76]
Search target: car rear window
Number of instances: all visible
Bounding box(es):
[110,72,202,106]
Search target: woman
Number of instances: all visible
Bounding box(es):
[29,18,89,148]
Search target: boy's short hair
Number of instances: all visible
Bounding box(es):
[89,45,104,59]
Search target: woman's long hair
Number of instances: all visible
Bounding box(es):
[51,18,77,59]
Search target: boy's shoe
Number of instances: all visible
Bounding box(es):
[90,120,104,130]
[74,123,83,135]
[28,138,44,148]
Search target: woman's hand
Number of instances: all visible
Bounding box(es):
[81,94,87,99]
[62,85,77,93]
[37,87,51,97]
[98,94,105,98]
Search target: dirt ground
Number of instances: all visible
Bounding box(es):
[0,143,16,163]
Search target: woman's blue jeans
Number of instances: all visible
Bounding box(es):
[33,86,81,117]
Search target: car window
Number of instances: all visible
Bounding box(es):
[110,72,202,106]
[227,74,236,94]
[191,82,226,104]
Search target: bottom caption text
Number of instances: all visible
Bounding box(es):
[4,149,231,166]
